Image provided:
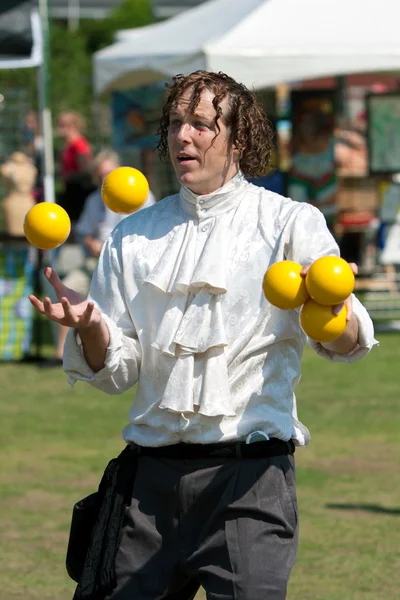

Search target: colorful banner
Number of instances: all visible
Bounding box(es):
[0,246,35,360]
[111,83,166,150]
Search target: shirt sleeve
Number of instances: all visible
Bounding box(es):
[308,294,378,363]
[284,203,378,361]
[284,202,339,265]
[63,227,142,394]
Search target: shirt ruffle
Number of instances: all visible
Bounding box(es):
[143,174,245,417]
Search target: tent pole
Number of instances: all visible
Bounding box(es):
[38,0,55,205]
[36,0,56,360]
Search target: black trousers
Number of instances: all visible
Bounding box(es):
[105,452,299,600]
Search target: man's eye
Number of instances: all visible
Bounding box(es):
[169,120,181,127]
[195,122,209,129]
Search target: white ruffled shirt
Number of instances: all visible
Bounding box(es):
[63,173,377,447]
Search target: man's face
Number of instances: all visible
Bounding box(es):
[168,87,239,195]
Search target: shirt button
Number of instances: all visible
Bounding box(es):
[199,199,205,205]
[202,224,209,232]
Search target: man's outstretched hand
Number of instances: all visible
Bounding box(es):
[28,267,102,330]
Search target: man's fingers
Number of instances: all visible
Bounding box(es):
[332,298,353,321]
[300,265,310,277]
[348,262,358,275]
[332,302,344,316]
[41,296,61,323]
[61,297,79,326]
[43,296,53,316]
[44,267,65,297]
[344,296,353,321]
[28,295,45,314]
[79,302,95,329]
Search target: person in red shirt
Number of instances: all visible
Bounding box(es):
[57,110,95,223]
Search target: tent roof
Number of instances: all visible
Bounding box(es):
[94,0,400,94]
[206,0,400,88]
[94,0,262,92]
[0,0,42,69]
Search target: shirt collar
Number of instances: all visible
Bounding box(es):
[179,171,247,220]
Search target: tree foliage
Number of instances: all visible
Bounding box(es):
[82,0,153,54]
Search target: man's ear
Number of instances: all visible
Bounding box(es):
[233,138,245,151]
[232,141,244,161]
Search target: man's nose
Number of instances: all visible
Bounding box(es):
[176,122,191,143]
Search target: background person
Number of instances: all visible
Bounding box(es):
[56,110,94,225]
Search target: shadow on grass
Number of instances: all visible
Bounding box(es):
[326,503,400,516]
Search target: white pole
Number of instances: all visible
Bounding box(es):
[38,0,55,204]
[68,0,80,32]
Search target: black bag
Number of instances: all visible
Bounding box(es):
[66,492,100,583]
[66,445,139,600]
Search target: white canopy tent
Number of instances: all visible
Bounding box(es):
[0,0,55,204]
[94,0,400,95]
[0,10,42,69]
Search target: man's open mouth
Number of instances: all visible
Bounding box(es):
[177,154,196,163]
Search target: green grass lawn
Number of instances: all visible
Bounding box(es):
[0,332,399,600]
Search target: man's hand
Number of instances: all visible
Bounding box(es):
[28,267,102,331]
[300,262,358,320]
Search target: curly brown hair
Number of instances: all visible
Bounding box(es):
[156,71,274,178]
